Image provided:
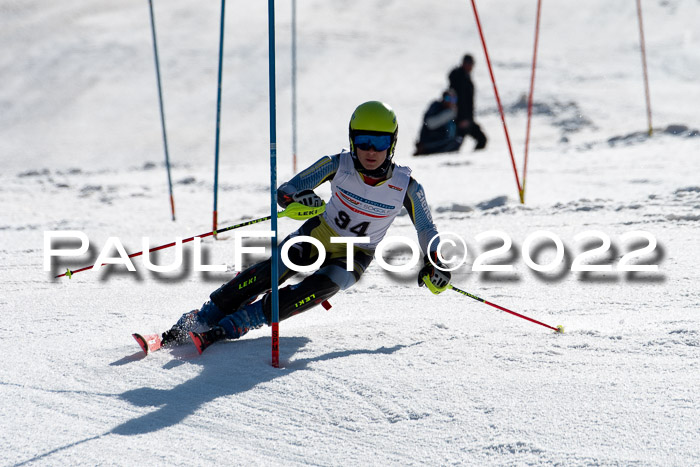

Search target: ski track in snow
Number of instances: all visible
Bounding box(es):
[2,0,700,465]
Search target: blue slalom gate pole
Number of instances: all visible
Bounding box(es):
[267,0,280,368]
[291,0,298,173]
[636,0,653,136]
[147,0,176,221]
[213,0,226,236]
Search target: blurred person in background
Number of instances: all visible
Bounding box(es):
[448,54,487,150]
[414,88,463,156]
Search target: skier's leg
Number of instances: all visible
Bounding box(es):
[207,258,275,317]
[264,239,375,322]
[159,258,280,345]
[162,255,280,345]
[209,229,324,317]
[181,218,326,344]
[206,217,324,318]
[213,273,339,340]
[213,247,374,340]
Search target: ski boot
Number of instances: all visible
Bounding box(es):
[190,300,268,354]
[189,326,226,355]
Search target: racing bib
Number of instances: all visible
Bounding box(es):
[323,152,411,249]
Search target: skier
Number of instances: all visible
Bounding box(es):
[161,101,452,353]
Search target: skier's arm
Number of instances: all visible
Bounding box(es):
[403,177,440,255]
[278,154,340,207]
[404,177,451,294]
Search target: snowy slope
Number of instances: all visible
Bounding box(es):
[1,0,699,465]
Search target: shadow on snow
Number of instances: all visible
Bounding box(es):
[111,336,407,436]
[14,337,407,465]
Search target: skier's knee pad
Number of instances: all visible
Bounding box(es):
[262,273,340,322]
[318,264,357,290]
[319,250,372,290]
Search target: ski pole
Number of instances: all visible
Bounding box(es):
[449,284,564,333]
[56,202,325,279]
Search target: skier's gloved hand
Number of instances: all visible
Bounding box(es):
[292,190,324,208]
[418,252,451,294]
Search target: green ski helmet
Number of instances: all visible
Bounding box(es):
[348,101,398,177]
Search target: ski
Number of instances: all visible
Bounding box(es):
[132,333,162,355]
[189,331,209,355]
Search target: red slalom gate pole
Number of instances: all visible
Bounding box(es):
[468,0,523,203]
[521,0,542,204]
[449,285,564,333]
[636,0,653,136]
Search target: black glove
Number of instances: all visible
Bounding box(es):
[292,190,324,208]
[418,252,451,294]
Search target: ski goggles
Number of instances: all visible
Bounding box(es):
[353,134,393,151]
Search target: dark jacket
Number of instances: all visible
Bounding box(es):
[419,101,457,145]
[416,101,462,155]
[448,67,475,121]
